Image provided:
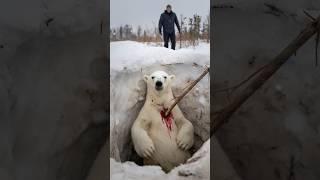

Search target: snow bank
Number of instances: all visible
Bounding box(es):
[110,41,209,71]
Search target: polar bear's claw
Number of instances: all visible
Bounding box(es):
[183,144,188,150]
[177,135,193,151]
[142,145,155,158]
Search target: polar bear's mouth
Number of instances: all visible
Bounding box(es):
[155,86,163,91]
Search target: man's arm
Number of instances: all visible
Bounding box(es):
[158,14,163,35]
[174,14,181,33]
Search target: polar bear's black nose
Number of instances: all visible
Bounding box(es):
[155,81,162,87]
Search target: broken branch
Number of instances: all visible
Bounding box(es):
[213,63,269,94]
[303,10,316,22]
[212,15,320,135]
[165,66,210,116]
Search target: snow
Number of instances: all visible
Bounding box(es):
[108,138,241,180]
[110,158,165,180]
[110,139,211,180]
[110,41,210,71]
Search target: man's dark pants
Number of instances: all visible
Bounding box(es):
[163,32,176,50]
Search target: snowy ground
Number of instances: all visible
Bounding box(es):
[110,41,209,71]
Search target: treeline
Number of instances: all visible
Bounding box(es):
[110,13,210,47]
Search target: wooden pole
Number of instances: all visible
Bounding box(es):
[212,15,320,135]
[165,66,210,116]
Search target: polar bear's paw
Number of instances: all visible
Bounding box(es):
[135,140,155,158]
[176,133,193,151]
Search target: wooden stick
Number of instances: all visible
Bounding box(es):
[213,63,269,94]
[212,15,320,135]
[303,10,316,22]
[165,66,210,116]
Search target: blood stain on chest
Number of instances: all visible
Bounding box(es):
[160,108,174,137]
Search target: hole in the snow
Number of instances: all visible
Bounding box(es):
[110,64,210,172]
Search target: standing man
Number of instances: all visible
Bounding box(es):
[158,4,181,50]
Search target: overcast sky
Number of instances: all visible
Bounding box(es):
[110,0,210,31]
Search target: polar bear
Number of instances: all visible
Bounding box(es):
[131,70,194,172]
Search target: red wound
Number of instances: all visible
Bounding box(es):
[160,108,174,134]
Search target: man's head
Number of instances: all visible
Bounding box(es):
[166,4,172,13]
[144,71,175,93]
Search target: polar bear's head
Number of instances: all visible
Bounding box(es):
[144,71,175,92]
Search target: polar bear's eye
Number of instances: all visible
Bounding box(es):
[151,76,155,79]
[164,76,167,79]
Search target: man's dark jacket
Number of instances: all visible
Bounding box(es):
[158,10,181,34]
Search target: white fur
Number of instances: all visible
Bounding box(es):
[131,70,194,172]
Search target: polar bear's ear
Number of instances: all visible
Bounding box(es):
[169,75,175,80]
[143,75,149,82]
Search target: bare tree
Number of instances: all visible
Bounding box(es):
[143,30,147,42]
[193,14,201,41]
[137,25,142,39]
[188,17,194,46]
[180,14,184,48]
[123,24,133,40]
[201,14,210,43]
[119,26,123,40]
[207,14,210,42]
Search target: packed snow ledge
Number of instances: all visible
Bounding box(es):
[110,41,210,72]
